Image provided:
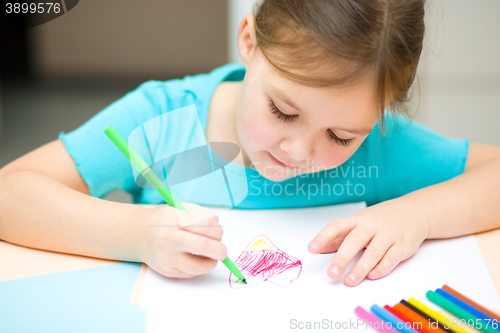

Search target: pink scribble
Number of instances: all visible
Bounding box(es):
[229,235,302,288]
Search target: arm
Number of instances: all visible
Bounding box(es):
[308,141,500,286]
[409,142,500,238]
[0,140,226,277]
[0,140,144,261]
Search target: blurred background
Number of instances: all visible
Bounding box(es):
[0,0,499,202]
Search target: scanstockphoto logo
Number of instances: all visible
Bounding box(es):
[127,105,249,227]
[2,0,79,32]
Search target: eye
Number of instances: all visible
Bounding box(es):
[269,99,298,123]
[327,129,354,147]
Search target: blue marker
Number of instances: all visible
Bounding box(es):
[371,304,419,333]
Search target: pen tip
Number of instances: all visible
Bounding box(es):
[243,279,247,284]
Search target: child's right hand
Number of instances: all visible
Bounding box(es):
[138,203,227,278]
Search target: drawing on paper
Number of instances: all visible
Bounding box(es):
[229,235,302,288]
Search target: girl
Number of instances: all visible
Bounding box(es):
[0,0,499,287]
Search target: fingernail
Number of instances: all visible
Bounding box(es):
[309,242,319,252]
[347,274,356,282]
[370,269,377,277]
[330,265,340,276]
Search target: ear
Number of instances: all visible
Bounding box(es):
[237,14,257,67]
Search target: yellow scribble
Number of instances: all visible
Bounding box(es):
[246,235,276,251]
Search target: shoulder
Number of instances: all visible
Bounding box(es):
[129,62,245,101]
[375,113,469,166]
[133,63,245,129]
[366,113,469,201]
[375,113,465,150]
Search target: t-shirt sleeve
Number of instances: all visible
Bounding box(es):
[373,114,469,203]
[59,80,168,200]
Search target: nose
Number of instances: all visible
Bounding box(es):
[279,136,314,162]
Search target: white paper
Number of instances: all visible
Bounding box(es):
[140,202,500,333]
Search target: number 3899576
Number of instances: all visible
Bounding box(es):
[6,2,62,14]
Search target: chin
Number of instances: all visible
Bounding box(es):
[260,173,289,182]
[255,165,299,182]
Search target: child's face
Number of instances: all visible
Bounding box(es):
[235,49,381,182]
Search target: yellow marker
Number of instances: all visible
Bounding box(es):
[408,298,471,333]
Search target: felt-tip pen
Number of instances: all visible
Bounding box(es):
[104,125,247,284]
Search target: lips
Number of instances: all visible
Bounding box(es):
[269,152,299,169]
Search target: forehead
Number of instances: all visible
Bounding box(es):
[264,66,381,130]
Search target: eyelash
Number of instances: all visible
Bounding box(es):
[269,99,297,123]
[269,99,354,147]
[327,129,354,147]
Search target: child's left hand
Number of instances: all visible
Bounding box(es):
[308,197,430,286]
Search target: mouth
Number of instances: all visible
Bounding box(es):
[268,152,299,169]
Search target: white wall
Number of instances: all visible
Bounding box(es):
[416,0,500,145]
[227,0,500,145]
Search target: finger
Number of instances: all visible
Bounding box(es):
[343,236,394,286]
[308,218,355,254]
[367,245,404,280]
[178,203,223,240]
[177,230,228,261]
[327,227,373,279]
[175,252,219,276]
[182,217,223,241]
[317,237,346,254]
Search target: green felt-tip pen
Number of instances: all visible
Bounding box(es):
[104,125,247,284]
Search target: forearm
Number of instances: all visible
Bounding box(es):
[0,169,146,262]
[402,156,500,239]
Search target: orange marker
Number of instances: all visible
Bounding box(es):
[442,285,500,322]
[384,305,426,333]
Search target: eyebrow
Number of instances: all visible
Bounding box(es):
[269,85,374,136]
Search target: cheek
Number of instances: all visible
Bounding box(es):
[239,101,278,151]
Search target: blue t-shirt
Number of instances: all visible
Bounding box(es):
[59,63,469,208]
